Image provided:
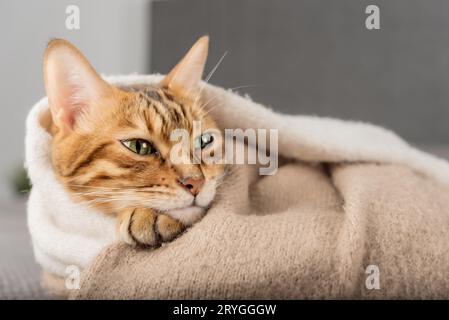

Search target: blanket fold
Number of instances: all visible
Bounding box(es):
[25,74,449,299]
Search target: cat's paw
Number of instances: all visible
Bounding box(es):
[156,214,185,242]
[117,208,184,247]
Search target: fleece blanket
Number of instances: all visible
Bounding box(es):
[26,74,449,299]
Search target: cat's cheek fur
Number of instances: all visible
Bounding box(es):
[166,206,206,226]
[195,180,217,208]
[160,189,195,211]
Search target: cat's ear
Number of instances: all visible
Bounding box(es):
[43,39,111,132]
[160,36,209,97]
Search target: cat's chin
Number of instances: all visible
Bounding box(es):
[165,206,206,226]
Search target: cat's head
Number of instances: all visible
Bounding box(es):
[42,36,225,225]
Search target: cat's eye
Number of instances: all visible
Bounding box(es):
[194,133,214,149]
[121,139,157,156]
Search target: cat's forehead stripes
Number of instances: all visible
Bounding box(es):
[140,88,193,125]
[130,87,199,139]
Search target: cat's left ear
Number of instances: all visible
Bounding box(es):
[160,36,209,97]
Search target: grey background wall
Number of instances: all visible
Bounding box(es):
[0,0,152,199]
[151,0,449,144]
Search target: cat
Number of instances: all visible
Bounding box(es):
[41,36,225,247]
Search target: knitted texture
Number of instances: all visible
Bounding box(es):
[71,162,449,299]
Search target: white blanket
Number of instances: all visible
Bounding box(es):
[26,74,449,278]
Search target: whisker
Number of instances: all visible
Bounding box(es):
[66,184,171,191]
[228,84,259,91]
[73,190,174,198]
[199,100,225,117]
[205,51,228,84]
[193,51,228,106]
[199,84,260,117]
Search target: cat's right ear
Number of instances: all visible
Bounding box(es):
[43,39,111,132]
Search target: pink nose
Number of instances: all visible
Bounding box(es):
[178,177,204,196]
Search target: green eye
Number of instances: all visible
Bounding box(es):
[195,133,214,149]
[121,139,156,156]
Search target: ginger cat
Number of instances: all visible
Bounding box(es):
[42,36,225,247]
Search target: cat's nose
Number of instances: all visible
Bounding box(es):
[178,177,204,196]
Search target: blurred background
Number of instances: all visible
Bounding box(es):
[1,0,449,298]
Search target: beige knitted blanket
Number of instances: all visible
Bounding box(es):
[69,161,449,299]
[29,75,449,299]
